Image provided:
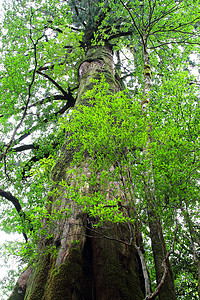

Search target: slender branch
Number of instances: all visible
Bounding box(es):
[84,224,132,246]
[135,245,151,298]
[150,16,200,36]
[37,62,65,72]
[0,94,68,119]
[0,188,30,242]
[3,155,12,182]
[148,2,181,32]
[149,39,200,49]
[23,94,67,109]
[1,84,78,119]
[12,90,75,146]
[36,70,67,96]
[119,0,142,38]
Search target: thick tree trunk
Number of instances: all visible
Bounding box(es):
[9,45,145,300]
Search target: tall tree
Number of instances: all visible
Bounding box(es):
[0,0,199,299]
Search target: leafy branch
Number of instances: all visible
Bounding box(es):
[0,12,44,162]
[0,188,31,242]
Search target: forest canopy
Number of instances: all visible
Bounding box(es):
[0,0,200,299]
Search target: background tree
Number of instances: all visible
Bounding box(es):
[0,0,199,299]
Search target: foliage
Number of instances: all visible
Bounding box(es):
[59,77,146,225]
[0,0,200,298]
[58,74,199,297]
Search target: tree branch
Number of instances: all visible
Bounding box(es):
[84,224,132,246]
[0,188,30,242]
[119,0,142,38]
[23,94,67,109]
[11,144,37,153]
[20,141,60,180]
[135,245,151,298]
[12,89,75,146]
[36,70,67,96]
[108,30,134,41]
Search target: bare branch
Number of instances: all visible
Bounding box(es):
[36,70,68,96]
[84,224,132,246]
[12,89,75,146]
[135,245,151,298]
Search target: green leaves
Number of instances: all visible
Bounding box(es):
[58,77,147,224]
[150,72,199,202]
[0,0,200,297]
[62,77,146,156]
[58,74,200,297]
[58,72,200,216]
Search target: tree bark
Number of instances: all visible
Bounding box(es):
[9,45,145,300]
[148,211,176,300]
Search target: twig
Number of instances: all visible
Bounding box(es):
[11,92,75,147]
[83,224,132,246]
[119,0,142,38]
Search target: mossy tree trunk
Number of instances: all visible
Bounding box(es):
[8,44,145,300]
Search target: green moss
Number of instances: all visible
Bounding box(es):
[92,224,144,300]
[43,247,83,300]
[103,248,144,299]
[104,259,129,297]
[25,254,51,300]
[85,46,113,61]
